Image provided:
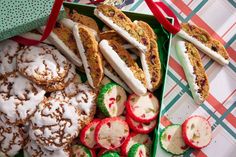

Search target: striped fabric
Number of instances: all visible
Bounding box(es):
[67,0,236,156]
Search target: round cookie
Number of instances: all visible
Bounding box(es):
[0,118,24,157]
[0,72,46,124]
[29,97,82,151]
[0,40,19,78]
[51,82,97,128]
[17,43,70,85]
[24,139,72,157]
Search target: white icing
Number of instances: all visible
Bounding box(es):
[0,40,18,76]
[19,32,52,45]
[104,68,132,93]
[40,26,82,67]
[0,119,24,156]
[140,52,153,91]
[176,40,203,104]
[73,24,94,88]
[94,10,147,53]
[177,30,229,65]
[0,72,45,124]
[17,44,70,82]
[99,40,147,96]
[29,98,80,151]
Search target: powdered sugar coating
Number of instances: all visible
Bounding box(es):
[0,40,19,77]
[29,98,81,151]
[17,43,70,85]
[0,72,45,124]
[0,118,24,157]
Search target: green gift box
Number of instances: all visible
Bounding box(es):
[0,0,65,41]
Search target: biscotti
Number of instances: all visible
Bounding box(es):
[178,23,229,65]
[94,5,150,53]
[99,39,147,95]
[176,40,209,104]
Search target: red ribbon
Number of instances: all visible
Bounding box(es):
[145,0,180,34]
[12,0,64,45]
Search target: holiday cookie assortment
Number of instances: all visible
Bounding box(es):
[0,4,228,157]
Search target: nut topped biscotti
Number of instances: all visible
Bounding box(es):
[176,40,209,104]
[94,4,150,53]
[179,23,229,65]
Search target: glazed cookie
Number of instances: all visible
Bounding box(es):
[94,5,150,53]
[176,41,209,104]
[0,40,19,78]
[0,72,45,124]
[99,30,128,45]
[99,39,147,96]
[51,82,97,128]
[24,139,72,157]
[70,10,100,33]
[45,21,83,67]
[73,24,104,88]
[17,44,70,85]
[0,118,24,157]
[41,63,77,92]
[178,23,229,65]
[29,97,82,151]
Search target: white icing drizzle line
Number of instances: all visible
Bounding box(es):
[104,68,132,93]
[94,9,147,53]
[99,39,147,96]
[40,27,82,67]
[177,30,229,65]
[176,40,203,104]
[73,24,95,88]
[140,52,153,91]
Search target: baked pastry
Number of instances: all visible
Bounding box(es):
[73,24,104,88]
[24,139,72,157]
[94,5,150,53]
[44,21,83,67]
[17,43,70,85]
[0,118,24,157]
[0,40,19,78]
[99,39,147,95]
[99,30,128,45]
[134,20,162,91]
[176,40,209,104]
[0,72,45,124]
[178,23,229,65]
[29,97,82,151]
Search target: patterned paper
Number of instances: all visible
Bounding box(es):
[67,0,236,156]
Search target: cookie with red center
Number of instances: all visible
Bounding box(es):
[182,116,212,149]
[121,133,152,156]
[160,124,189,155]
[95,117,129,149]
[128,143,147,157]
[126,115,157,134]
[72,144,96,157]
[126,92,159,123]
[97,83,127,117]
[80,119,101,149]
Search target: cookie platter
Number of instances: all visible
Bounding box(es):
[0,3,173,157]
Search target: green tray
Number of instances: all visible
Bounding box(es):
[16,3,173,157]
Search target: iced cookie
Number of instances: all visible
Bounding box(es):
[41,63,77,92]
[176,41,209,104]
[94,5,150,53]
[0,118,24,157]
[0,72,45,124]
[0,40,19,78]
[51,82,97,128]
[99,30,128,45]
[29,97,82,151]
[17,44,70,85]
[73,25,104,88]
[99,39,147,95]
[45,22,83,67]
[24,139,72,157]
[178,23,229,65]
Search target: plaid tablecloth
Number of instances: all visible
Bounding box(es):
[66,0,236,156]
